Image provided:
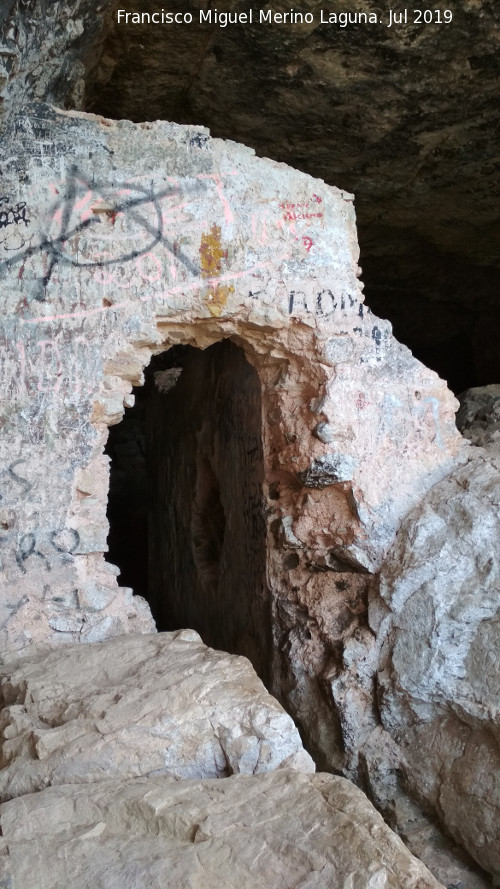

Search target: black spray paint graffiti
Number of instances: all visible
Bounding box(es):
[0,196,30,229]
[0,460,80,572]
[6,458,33,495]
[0,527,80,574]
[15,532,51,572]
[0,165,204,298]
[288,288,368,318]
[0,459,33,505]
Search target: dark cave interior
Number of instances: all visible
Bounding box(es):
[105,339,272,684]
[83,0,500,394]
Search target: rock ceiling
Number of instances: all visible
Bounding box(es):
[83,0,500,391]
[1,0,499,389]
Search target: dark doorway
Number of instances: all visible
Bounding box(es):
[105,382,149,601]
[105,339,271,684]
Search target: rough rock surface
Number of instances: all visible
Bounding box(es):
[0,0,110,130]
[0,630,314,801]
[0,769,445,889]
[86,0,500,390]
[0,104,462,662]
[457,384,500,449]
[0,102,465,797]
[371,445,500,878]
[2,12,498,876]
[3,3,499,386]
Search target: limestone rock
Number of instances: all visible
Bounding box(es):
[372,445,500,878]
[0,769,445,889]
[0,101,464,791]
[0,630,314,801]
[3,3,500,389]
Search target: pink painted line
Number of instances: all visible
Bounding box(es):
[20,254,292,324]
[190,174,234,223]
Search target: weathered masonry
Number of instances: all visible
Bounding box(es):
[0,106,463,766]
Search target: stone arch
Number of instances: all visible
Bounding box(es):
[0,105,463,773]
[70,312,365,757]
[72,301,457,768]
[81,315,335,658]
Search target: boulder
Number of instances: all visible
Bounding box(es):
[0,630,314,800]
[0,769,445,889]
[372,446,500,878]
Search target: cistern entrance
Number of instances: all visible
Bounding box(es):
[105,339,272,684]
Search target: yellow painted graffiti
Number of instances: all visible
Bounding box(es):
[199,224,234,316]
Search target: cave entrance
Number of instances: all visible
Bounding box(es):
[105,339,272,684]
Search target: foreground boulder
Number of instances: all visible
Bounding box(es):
[371,445,500,878]
[0,769,444,889]
[0,630,313,800]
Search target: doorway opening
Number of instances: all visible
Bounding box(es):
[105,339,272,684]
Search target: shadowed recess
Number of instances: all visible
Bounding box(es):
[105,339,272,684]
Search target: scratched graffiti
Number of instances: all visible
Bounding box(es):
[0,160,336,323]
[372,391,444,451]
[0,312,117,410]
[415,396,444,449]
[0,165,205,298]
